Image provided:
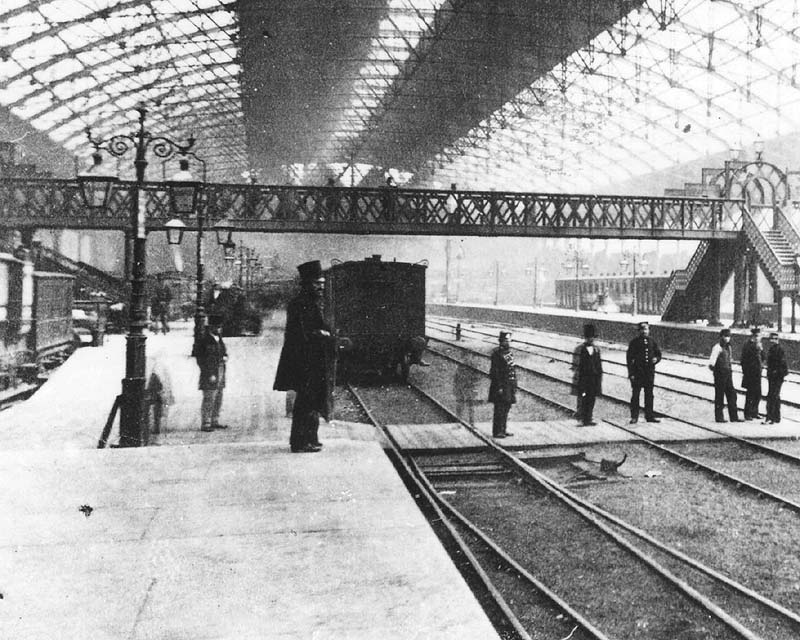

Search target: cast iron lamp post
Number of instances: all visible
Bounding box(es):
[80,104,196,447]
[525,259,547,309]
[562,245,589,312]
[166,157,206,355]
[165,166,236,354]
[620,251,648,316]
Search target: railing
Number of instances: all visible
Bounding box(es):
[0,178,746,238]
[742,211,797,292]
[659,241,709,315]
[776,205,800,252]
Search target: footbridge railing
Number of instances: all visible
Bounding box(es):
[0,178,745,239]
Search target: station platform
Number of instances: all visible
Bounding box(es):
[387,417,800,453]
[0,317,499,639]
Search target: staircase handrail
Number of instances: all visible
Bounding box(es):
[36,245,126,300]
[659,241,709,314]
[742,210,796,291]
[776,205,800,254]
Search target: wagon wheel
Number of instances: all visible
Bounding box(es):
[399,352,411,382]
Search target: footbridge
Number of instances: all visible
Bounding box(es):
[0,179,744,239]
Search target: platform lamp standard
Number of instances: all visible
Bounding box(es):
[163,161,235,356]
[620,251,648,316]
[562,246,589,312]
[79,105,196,447]
[525,259,547,309]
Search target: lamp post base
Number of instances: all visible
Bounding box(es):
[119,376,147,447]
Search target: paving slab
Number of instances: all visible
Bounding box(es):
[0,440,499,639]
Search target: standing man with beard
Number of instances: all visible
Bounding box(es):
[274,260,336,453]
[740,327,763,421]
[573,323,603,426]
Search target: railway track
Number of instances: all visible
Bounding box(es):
[426,316,800,414]
[348,381,800,639]
[425,339,800,513]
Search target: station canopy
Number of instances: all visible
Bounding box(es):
[1,0,798,191]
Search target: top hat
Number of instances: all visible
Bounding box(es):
[297,260,323,281]
[584,323,596,338]
[750,327,761,335]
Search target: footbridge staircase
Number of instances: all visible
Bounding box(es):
[661,159,800,327]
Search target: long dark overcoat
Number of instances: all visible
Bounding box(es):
[767,343,789,382]
[488,347,517,405]
[273,289,334,419]
[574,344,603,396]
[195,331,226,391]
[740,340,762,390]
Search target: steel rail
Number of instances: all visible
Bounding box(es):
[427,315,800,379]
[346,384,533,640]
[426,317,800,410]
[408,382,765,640]
[427,334,800,470]
[405,457,612,640]
[405,347,800,629]
[529,464,800,630]
[409,373,800,631]
[427,341,800,514]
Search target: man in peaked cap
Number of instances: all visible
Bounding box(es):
[765,331,789,424]
[740,327,763,421]
[573,323,603,426]
[488,331,516,438]
[274,260,336,452]
[708,327,740,423]
[626,321,662,424]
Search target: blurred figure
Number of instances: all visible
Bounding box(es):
[454,355,480,425]
[195,313,228,432]
[150,278,172,334]
[573,323,603,426]
[764,332,788,425]
[488,331,516,438]
[740,327,763,421]
[708,327,739,423]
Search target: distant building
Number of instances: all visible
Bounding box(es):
[555,273,671,315]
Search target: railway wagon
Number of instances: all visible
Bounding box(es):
[326,255,427,381]
[32,272,76,356]
[1,251,75,388]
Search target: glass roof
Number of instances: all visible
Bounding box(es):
[425,0,800,192]
[0,0,798,190]
[0,0,244,181]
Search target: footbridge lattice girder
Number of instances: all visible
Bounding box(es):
[0,180,743,240]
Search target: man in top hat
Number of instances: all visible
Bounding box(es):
[274,260,336,452]
[764,331,788,424]
[708,327,740,423]
[740,327,763,421]
[488,331,516,438]
[626,321,662,424]
[195,313,228,432]
[573,323,603,426]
